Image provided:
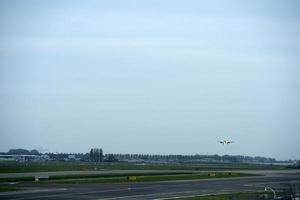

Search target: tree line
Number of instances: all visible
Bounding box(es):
[0,148,278,163]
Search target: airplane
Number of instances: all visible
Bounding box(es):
[218,140,234,145]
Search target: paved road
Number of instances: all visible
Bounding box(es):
[1,171,300,200]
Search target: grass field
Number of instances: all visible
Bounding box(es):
[0,176,36,182]
[45,172,255,184]
[0,171,190,182]
[0,186,21,192]
[0,171,256,184]
[0,161,285,173]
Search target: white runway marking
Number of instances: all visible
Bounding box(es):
[99,190,223,200]
[154,192,233,200]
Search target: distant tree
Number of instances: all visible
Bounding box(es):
[30,149,39,155]
[89,148,103,162]
[100,148,103,162]
[8,149,30,155]
[96,149,100,162]
[106,154,117,162]
[89,149,93,161]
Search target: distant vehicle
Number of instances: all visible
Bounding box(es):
[218,140,234,145]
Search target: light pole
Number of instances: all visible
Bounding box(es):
[265,186,277,199]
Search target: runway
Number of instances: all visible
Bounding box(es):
[1,171,300,200]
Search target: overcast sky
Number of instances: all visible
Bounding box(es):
[0,0,299,160]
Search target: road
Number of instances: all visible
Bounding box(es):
[0,170,299,200]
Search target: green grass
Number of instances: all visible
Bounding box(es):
[0,161,285,173]
[165,192,273,200]
[0,176,35,182]
[48,171,191,180]
[0,172,256,184]
[0,172,190,182]
[0,186,21,192]
[44,172,256,184]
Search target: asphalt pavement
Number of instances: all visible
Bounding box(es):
[0,170,299,200]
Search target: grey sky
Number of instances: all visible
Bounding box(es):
[0,0,299,160]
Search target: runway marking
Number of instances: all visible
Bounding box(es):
[98,190,226,200]
[0,182,19,185]
[154,192,237,200]
[5,185,162,200]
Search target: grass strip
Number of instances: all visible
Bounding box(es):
[45,172,256,184]
[0,172,191,182]
[0,186,21,192]
[49,171,192,180]
[0,161,285,173]
[0,176,35,182]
